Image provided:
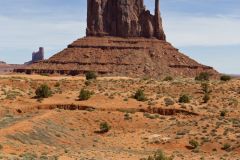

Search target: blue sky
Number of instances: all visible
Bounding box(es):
[0,0,239,74]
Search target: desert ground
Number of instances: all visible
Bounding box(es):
[0,74,239,160]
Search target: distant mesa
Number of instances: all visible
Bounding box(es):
[25,47,45,65]
[15,0,218,78]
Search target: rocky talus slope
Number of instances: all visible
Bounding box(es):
[15,37,217,78]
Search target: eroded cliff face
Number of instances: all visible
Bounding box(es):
[86,0,166,40]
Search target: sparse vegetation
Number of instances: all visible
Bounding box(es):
[54,82,60,87]
[203,93,210,103]
[179,94,190,103]
[0,74,240,159]
[98,122,111,133]
[222,143,231,151]
[79,89,93,101]
[20,153,38,160]
[201,83,211,103]
[141,150,173,160]
[220,75,231,81]
[220,110,227,117]
[124,113,132,120]
[189,139,199,149]
[164,98,175,106]
[134,89,147,101]
[201,83,211,94]
[35,84,52,99]
[85,71,97,80]
[195,72,210,81]
[163,76,173,81]
[85,80,91,86]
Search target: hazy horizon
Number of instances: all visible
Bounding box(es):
[0,0,239,74]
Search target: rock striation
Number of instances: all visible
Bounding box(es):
[14,0,218,78]
[14,37,217,78]
[87,0,166,40]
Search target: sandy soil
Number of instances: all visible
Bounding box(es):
[0,74,239,159]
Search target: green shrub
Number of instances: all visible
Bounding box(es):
[20,153,38,159]
[164,98,175,106]
[144,150,173,160]
[85,80,91,86]
[54,82,60,87]
[222,143,231,151]
[35,84,52,99]
[163,76,173,81]
[40,73,49,77]
[85,71,97,80]
[134,89,147,101]
[189,139,199,149]
[79,89,92,101]
[220,110,227,117]
[203,93,210,103]
[195,72,210,81]
[201,83,211,94]
[178,94,190,103]
[220,75,231,81]
[99,122,111,133]
[124,113,132,120]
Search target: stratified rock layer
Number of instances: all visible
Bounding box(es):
[15,37,217,78]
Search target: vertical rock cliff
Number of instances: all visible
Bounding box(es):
[86,0,166,40]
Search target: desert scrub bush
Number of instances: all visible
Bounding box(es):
[54,82,60,87]
[195,72,210,81]
[85,71,97,80]
[142,150,173,160]
[163,76,173,81]
[5,90,21,100]
[40,73,49,77]
[220,110,227,117]
[201,83,211,94]
[201,83,211,103]
[97,122,111,133]
[189,139,199,149]
[144,113,159,119]
[229,98,238,107]
[164,98,175,106]
[220,75,231,81]
[222,143,231,151]
[78,89,93,101]
[85,80,91,86]
[133,89,147,101]
[178,94,190,103]
[203,93,210,103]
[35,84,52,99]
[20,153,37,159]
[124,113,132,120]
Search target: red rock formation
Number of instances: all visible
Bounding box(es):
[14,37,218,78]
[86,0,166,40]
[14,0,218,78]
[32,47,44,62]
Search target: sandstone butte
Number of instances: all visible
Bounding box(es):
[15,0,218,78]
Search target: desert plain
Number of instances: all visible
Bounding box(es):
[0,74,239,160]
